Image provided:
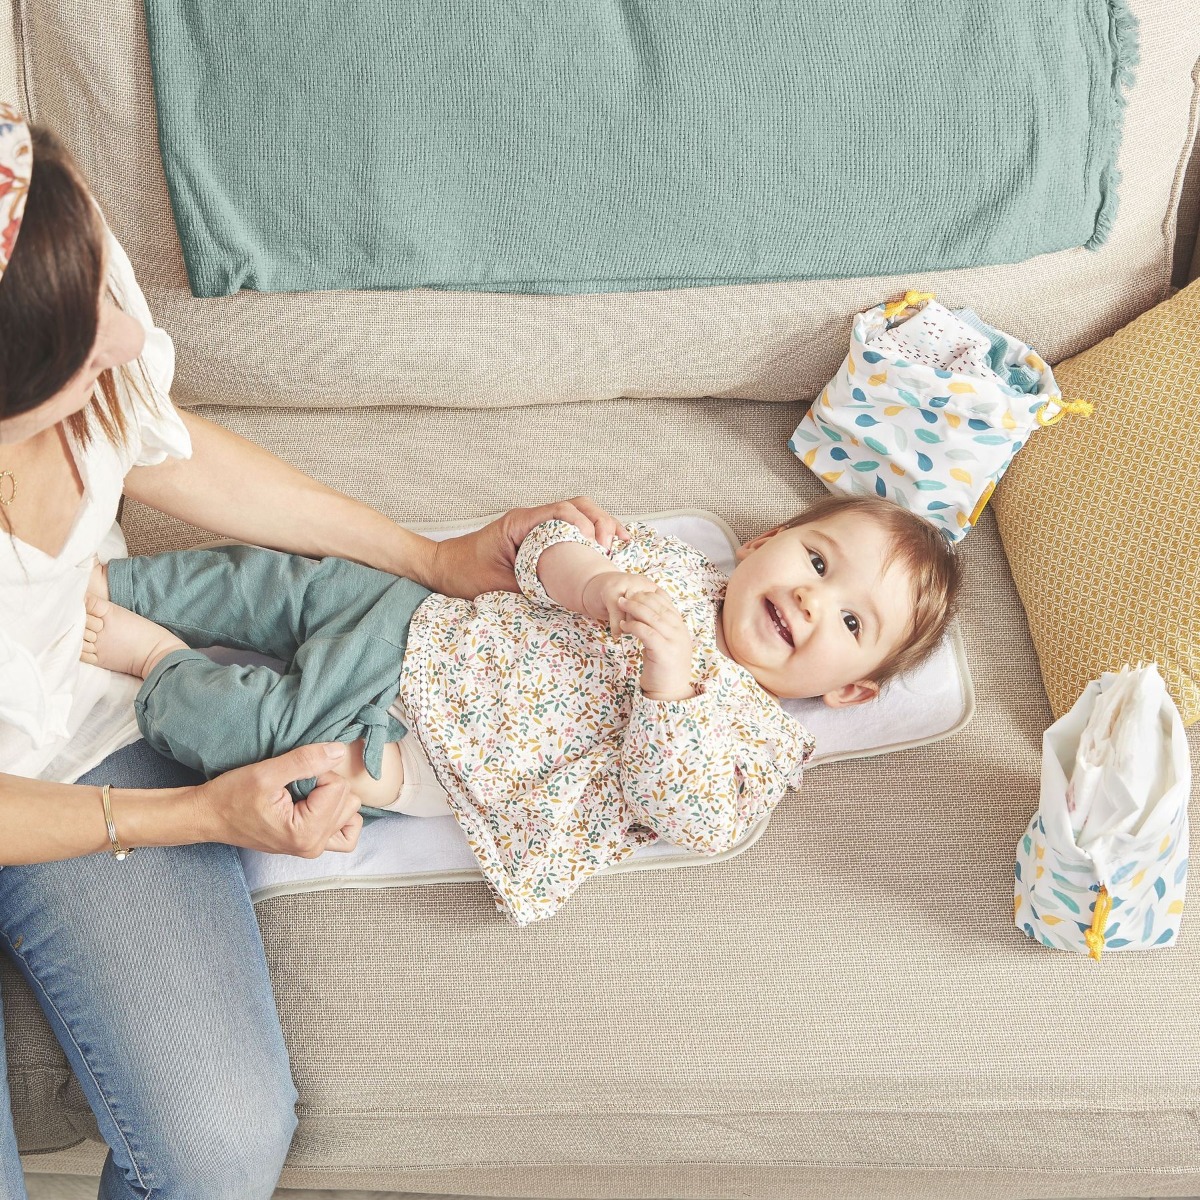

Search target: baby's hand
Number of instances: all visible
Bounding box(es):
[616,588,695,703]
[580,572,696,700]
[581,570,660,639]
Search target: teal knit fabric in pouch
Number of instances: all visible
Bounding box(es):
[143,0,1138,298]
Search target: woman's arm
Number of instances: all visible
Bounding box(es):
[123,410,440,584]
[0,743,361,865]
[0,772,191,864]
[123,411,629,599]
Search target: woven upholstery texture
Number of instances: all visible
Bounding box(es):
[12,396,1200,1195]
[7,0,1200,411]
[992,280,1200,725]
[3,0,1200,1195]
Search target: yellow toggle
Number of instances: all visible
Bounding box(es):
[968,479,996,526]
[1084,885,1112,962]
[1036,395,1095,427]
[883,289,936,320]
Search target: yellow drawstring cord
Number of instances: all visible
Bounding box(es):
[875,295,1094,430]
[883,289,936,320]
[1036,395,1095,427]
[1084,886,1112,962]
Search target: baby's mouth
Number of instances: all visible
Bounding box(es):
[765,598,793,646]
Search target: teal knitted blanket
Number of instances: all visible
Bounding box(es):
[143,0,1138,298]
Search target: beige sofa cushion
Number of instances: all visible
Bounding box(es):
[7,0,1200,410]
[992,279,1200,725]
[12,393,1200,1195]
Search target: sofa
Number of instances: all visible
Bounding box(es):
[3,1,1200,1196]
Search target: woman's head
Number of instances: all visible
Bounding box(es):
[0,118,145,445]
[720,493,962,705]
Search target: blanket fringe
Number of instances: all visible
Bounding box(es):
[1085,0,1140,250]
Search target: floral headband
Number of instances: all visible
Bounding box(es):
[0,102,32,286]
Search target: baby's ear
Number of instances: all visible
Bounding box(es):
[821,680,880,708]
[735,526,783,562]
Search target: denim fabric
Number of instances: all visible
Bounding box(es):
[0,739,298,1198]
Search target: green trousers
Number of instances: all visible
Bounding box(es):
[107,545,433,801]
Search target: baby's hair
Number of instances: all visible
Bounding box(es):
[774,493,963,690]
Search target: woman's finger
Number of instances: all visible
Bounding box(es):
[550,500,597,544]
[261,742,348,793]
[558,496,631,549]
[326,812,364,854]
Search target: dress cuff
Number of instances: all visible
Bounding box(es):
[514,519,604,607]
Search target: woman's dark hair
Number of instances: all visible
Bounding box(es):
[0,124,140,447]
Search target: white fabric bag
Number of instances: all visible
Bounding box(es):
[789,291,1091,542]
[1014,664,1190,960]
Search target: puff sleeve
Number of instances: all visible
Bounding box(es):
[513,518,613,608]
[619,675,815,855]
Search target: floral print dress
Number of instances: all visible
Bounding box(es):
[396,519,816,926]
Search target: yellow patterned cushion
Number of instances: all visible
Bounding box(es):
[991,280,1200,726]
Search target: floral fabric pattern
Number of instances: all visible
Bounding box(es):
[0,103,32,282]
[397,519,815,927]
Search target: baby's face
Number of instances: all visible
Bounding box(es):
[717,510,916,705]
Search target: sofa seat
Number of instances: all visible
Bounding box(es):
[11,393,1200,1198]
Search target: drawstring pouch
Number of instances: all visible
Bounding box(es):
[788,291,1093,542]
[1014,664,1190,961]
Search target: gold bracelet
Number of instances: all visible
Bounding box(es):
[100,784,134,861]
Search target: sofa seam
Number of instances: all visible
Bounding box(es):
[290,1104,1200,1118]
[1162,52,1200,286]
[280,1161,1200,1177]
[12,0,34,121]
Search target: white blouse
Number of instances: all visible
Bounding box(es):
[0,213,192,784]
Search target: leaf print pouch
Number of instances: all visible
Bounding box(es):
[1014,664,1190,961]
[788,290,1092,543]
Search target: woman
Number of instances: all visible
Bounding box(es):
[0,107,628,1199]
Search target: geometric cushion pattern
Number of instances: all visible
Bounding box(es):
[992,279,1200,725]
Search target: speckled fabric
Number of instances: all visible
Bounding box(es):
[398,518,814,927]
[992,280,1200,725]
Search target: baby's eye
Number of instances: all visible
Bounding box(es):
[843,611,861,638]
[808,550,826,576]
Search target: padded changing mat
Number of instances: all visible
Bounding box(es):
[239,510,974,902]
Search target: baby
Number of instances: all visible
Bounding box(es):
[82,493,961,926]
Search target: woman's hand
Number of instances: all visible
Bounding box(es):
[189,743,363,857]
[430,495,631,600]
[616,588,696,703]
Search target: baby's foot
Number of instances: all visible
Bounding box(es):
[81,593,188,679]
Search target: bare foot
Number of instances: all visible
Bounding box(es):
[81,593,188,679]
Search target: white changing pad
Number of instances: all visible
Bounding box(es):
[237,509,974,902]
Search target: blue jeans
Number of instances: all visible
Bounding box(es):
[0,740,298,1198]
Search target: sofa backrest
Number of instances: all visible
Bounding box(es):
[2,1,1199,411]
